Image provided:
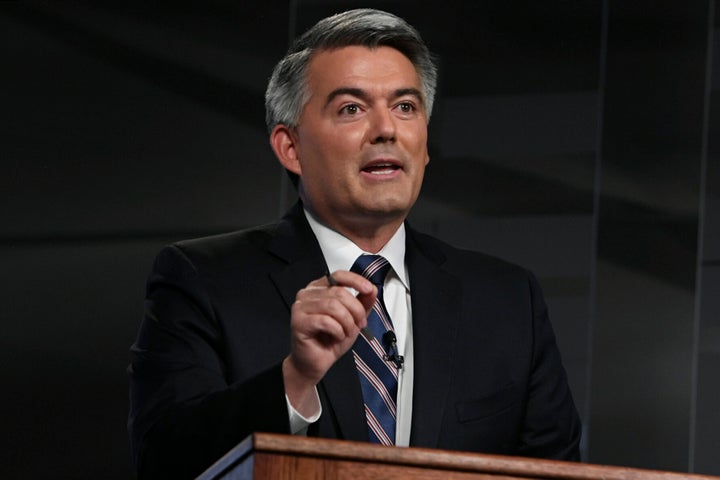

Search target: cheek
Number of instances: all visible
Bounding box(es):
[405,125,428,152]
[337,128,367,151]
[316,125,362,156]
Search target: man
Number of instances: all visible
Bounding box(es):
[128,8,581,479]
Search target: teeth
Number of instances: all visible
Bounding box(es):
[365,164,395,174]
[363,162,398,175]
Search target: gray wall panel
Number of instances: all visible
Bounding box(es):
[2,240,169,478]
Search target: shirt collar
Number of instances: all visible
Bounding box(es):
[304,208,409,291]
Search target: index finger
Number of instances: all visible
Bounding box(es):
[324,270,377,314]
[323,270,375,297]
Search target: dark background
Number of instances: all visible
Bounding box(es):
[2,0,719,478]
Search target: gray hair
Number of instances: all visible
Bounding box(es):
[264,8,438,133]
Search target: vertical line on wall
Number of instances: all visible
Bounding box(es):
[688,0,715,472]
[585,0,610,462]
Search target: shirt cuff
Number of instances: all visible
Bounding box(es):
[285,388,322,435]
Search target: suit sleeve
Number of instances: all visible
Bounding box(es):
[128,245,291,479]
[517,272,582,460]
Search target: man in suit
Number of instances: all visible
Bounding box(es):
[128,8,581,479]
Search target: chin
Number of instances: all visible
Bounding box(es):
[360,200,412,219]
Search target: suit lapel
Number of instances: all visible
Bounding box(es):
[267,203,367,441]
[406,228,462,448]
[267,203,326,308]
[317,351,367,441]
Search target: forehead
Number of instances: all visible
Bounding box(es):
[305,45,421,92]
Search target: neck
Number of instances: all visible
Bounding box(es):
[336,218,403,254]
[305,206,404,254]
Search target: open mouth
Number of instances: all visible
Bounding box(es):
[362,162,401,175]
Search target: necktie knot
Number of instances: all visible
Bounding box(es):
[351,255,391,287]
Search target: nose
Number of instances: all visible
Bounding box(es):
[369,107,396,144]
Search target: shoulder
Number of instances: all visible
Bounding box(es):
[176,223,277,261]
[406,227,543,304]
[150,203,320,283]
[150,222,282,281]
[155,202,312,271]
[408,227,530,280]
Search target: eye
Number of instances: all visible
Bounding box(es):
[340,104,360,115]
[397,102,415,113]
[394,101,420,118]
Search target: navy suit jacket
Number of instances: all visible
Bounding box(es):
[128,202,581,479]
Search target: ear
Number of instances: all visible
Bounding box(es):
[270,124,302,176]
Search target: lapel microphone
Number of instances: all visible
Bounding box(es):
[382,331,404,369]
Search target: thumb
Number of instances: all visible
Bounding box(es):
[356,284,378,315]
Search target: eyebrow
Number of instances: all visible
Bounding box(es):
[325,87,424,107]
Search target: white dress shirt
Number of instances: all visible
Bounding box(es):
[285,209,414,446]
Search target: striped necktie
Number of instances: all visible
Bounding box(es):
[351,254,398,445]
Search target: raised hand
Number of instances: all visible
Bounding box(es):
[282,270,376,416]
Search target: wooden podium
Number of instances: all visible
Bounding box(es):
[197,433,720,480]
